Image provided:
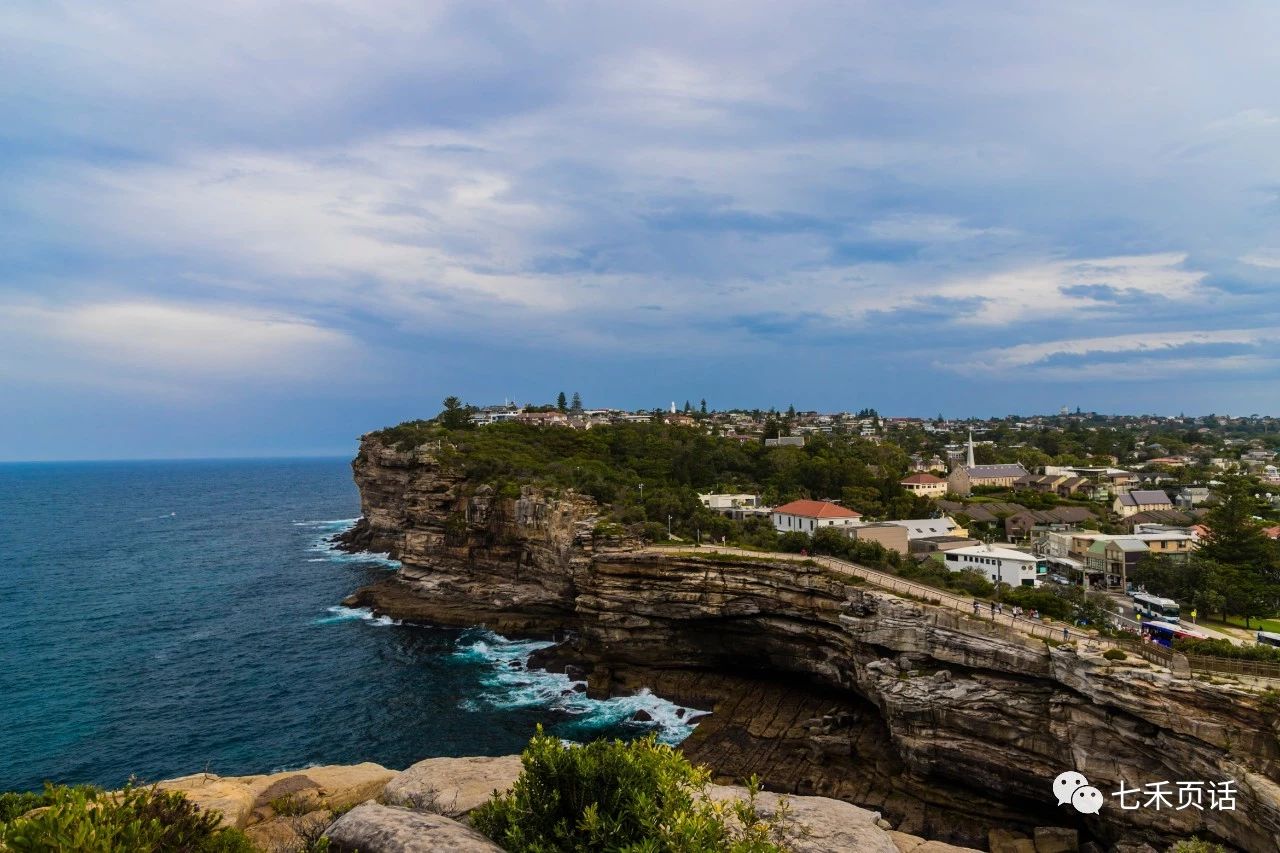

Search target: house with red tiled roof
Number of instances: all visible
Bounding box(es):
[771,500,863,534]
[900,472,947,498]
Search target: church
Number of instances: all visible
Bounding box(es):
[947,431,1029,497]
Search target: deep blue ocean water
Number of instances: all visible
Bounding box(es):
[0,458,695,792]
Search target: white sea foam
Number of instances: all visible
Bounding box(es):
[298,518,401,568]
[313,605,401,627]
[452,630,703,745]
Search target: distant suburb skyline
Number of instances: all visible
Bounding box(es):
[3,2,1279,461]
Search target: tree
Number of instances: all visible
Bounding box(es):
[557,391,568,412]
[570,391,583,413]
[1198,475,1275,569]
[437,396,474,430]
[700,398,707,415]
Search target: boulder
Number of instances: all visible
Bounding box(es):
[244,810,332,851]
[271,763,395,813]
[383,755,523,817]
[155,762,394,829]
[706,784,901,853]
[325,802,503,852]
[1033,825,1078,853]
[155,773,260,829]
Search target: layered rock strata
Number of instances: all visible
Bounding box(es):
[339,436,1280,851]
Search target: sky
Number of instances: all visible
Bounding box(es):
[3,2,1280,460]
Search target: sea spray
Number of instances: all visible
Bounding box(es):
[452,629,703,746]
[295,518,401,568]
[313,605,401,627]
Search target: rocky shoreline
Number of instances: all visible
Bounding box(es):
[158,755,981,853]
[330,436,1280,852]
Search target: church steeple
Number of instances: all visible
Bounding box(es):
[966,428,976,468]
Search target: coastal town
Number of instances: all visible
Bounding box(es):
[444,396,1280,654]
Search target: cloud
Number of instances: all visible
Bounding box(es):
[1240,249,1280,269]
[3,0,1280,439]
[955,327,1280,379]
[0,300,360,395]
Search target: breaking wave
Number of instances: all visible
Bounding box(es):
[313,605,401,627]
[295,518,401,568]
[452,629,703,745]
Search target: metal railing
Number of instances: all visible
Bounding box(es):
[1184,654,1280,680]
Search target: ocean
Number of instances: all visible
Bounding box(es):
[0,458,696,793]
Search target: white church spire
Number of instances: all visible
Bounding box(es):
[966,428,976,468]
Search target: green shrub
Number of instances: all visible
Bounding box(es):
[472,728,794,852]
[0,791,49,824]
[0,783,254,853]
[269,792,313,817]
[1169,838,1227,853]
[1175,638,1280,662]
[1103,649,1127,661]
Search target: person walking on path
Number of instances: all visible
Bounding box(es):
[1062,626,1070,642]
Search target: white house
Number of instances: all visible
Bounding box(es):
[699,493,762,510]
[699,493,770,520]
[771,500,862,534]
[943,544,1046,587]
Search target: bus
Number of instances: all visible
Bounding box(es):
[1257,631,1280,649]
[1142,621,1208,648]
[1132,593,1180,623]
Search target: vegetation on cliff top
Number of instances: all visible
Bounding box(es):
[0,782,253,852]
[369,413,933,526]
[472,727,796,852]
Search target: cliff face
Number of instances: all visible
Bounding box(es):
[340,437,1280,851]
[340,438,605,633]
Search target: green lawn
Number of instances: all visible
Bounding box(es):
[1204,614,1280,634]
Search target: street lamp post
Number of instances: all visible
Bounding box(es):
[668,514,672,537]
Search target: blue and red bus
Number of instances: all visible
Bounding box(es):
[1141,620,1208,648]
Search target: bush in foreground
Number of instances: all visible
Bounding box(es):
[472,728,795,852]
[0,782,254,853]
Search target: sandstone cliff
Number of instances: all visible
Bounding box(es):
[339,435,1280,852]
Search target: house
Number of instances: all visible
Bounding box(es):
[764,436,805,448]
[1113,490,1173,518]
[771,500,862,534]
[900,473,948,498]
[842,523,909,556]
[1175,487,1212,509]
[882,517,965,539]
[516,411,569,426]
[698,493,769,520]
[1037,527,1196,589]
[942,544,1047,588]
